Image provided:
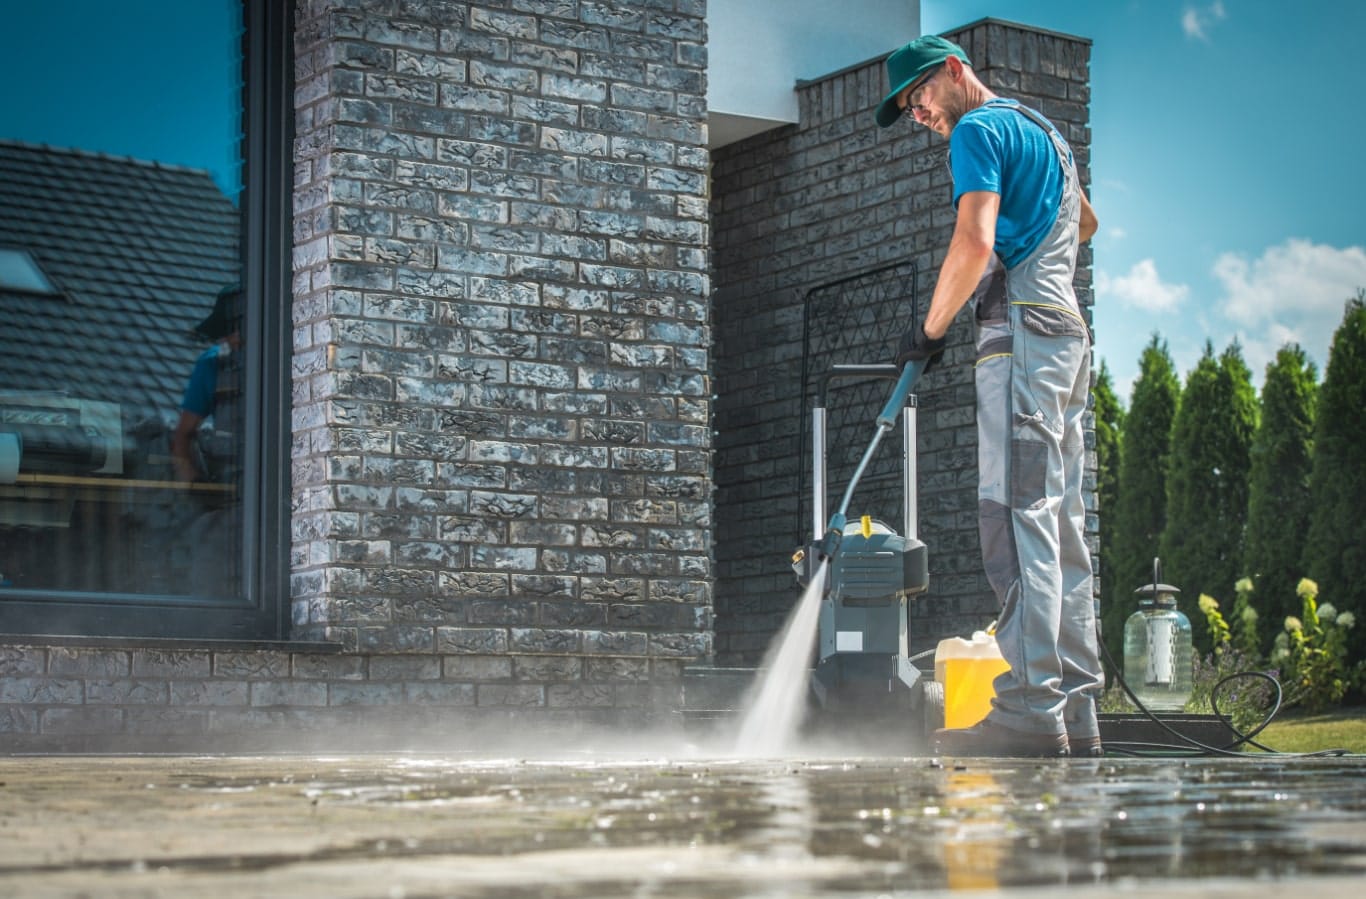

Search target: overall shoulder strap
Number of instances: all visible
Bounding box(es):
[997,101,1073,170]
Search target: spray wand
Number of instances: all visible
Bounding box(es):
[816,357,927,562]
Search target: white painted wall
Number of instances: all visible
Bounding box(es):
[707,0,921,147]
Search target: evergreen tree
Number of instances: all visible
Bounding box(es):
[1104,336,1179,663]
[1092,360,1124,648]
[1243,345,1318,649]
[1160,341,1258,651]
[1303,293,1366,665]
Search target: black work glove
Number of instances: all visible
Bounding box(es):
[895,323,947,373]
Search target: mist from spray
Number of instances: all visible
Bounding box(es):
[732,560,828,757]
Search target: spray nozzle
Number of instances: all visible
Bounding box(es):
[817,512,846,562]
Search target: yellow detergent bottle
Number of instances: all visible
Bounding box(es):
[935,629,1010,729]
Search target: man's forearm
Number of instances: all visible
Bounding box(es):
[171,411,204,482]
[923,231,993,339]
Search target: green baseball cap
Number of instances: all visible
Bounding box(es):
[875,35,971,128]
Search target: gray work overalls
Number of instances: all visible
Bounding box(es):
[966,100,1103,740]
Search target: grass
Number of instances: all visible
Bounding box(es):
[1251,704,1366,754]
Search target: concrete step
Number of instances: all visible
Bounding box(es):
[680,666,760,712]
[1098,713,1238,750]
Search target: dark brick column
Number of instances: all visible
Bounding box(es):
[710,19,1095,664]
[290,0,712,705]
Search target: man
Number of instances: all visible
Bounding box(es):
[877,35,1103,757]
[171,284,241,484]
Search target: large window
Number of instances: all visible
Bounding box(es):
[0,0,290,639]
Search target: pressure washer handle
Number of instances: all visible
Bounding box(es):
[875,358,926,429]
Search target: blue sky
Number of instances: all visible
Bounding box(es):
[0,1,241,199]
[924,0,1366,400]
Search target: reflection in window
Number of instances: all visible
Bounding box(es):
[0,248,60,296]
[0,2,244,599]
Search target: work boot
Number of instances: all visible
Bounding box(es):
[933,718,1069,758]
[1068,733,1104,757]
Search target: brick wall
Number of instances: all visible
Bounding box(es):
[0,639,675,752]
[710,19,1096,665]
[289,0,713,694]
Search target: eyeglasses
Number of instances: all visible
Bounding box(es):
[901,65,945,120]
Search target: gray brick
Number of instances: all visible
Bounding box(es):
[132,650,212,679]
[292,654,366,680]
[40,707,123,736]
[476,683,544,707]
[437,627,509,654]
[251,682,329,707]
[469,8,537,40]
[404,681,477,705]
[396,50,465,81]
[540,20,611,52]
[539,601,607,628]
[584,657,651,682]
[582,631,649,656]
[0,706,39,734]
[368,656,442,680]
[85,680,169,706]
[47,648,130,677]
[359,626,436,653]
[123,708,210,736]
[328,682,404,706]
[512,655,581,682]
[509,628,580,654]
[170,681,251,707]
[541,549,607,574]
[546,683,614,708]
[442,655,513,679]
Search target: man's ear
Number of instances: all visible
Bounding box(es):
[944,55,965,80]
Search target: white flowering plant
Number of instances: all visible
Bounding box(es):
[1191,586,1279,731]
[1267,578,1366,712]
[1194,577,1364,719]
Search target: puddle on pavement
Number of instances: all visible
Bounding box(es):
[1,754,1364,897]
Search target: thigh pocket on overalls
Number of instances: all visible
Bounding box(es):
[1019,303,1090,340]
[1010,437,1050,511]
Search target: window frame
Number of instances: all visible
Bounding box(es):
[0,0,293,641]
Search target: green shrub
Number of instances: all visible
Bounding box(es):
[1270,578,1365,712]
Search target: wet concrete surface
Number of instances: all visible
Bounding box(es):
[2,751,1365,898]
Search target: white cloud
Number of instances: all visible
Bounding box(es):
[1095,258,1189,312]
[1212,238,1366,377]
[1182,2,1227,41]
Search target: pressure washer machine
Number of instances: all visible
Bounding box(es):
[790,362,943,734]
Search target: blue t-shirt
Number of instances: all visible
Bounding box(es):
[949,99,1069,269]
[181,344,222,418]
